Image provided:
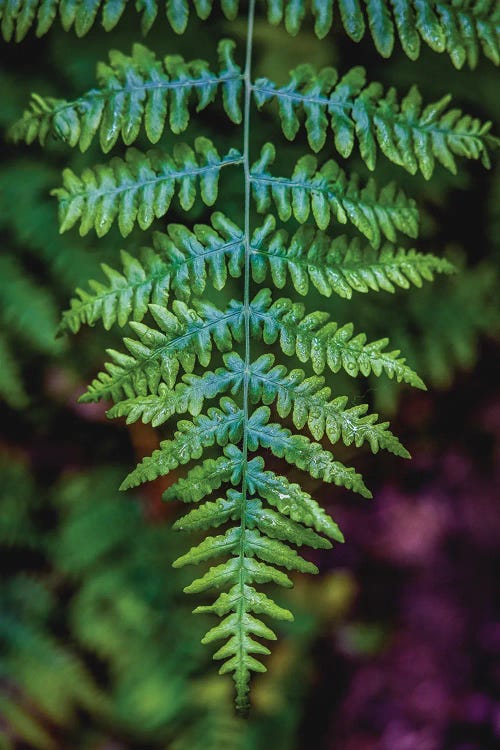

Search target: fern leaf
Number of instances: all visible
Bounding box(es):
[61,213,244,333]
[198,591,283,711]
[123,400,369,495]
[245,353,410,456]
[160,407,360,711]
[250,143,419,246]
[120,397,244,488]
[82,288,424,404]
[51,139,242,237]
[160,403,361,709]
[81,299,243,402]
[246,458,344,540]
[173,490,330,549]
[253,64,496,175]
[265,0,500,68]
[110,349,408,456]
[2,2,498,70]
[123,393,368,498]
[166,0,240,33]
[251,215,455,297]
[10,40,242,151]
[247,405,372,497]
[164,446,245,504]
[164,446,344,542]
[63,212,453,333]
[9,0,475,712]
[106,364,240,425]
[173,524,318,568]
[251,289,426,388]
[61,248,171,333]
[151,213,244,300]
[0,0,240,40]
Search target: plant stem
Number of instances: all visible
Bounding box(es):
[235,0,256,714]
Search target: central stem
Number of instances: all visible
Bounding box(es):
[235,0,256,714]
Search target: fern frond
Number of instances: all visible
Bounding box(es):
[123,399,369,494]
[81,299,242,402]
[109,350,409,456]
[11,40,242,151]
[62,212,453,333]
[2,2,498,70]
[0,334,29,408]
[61,213,244,333]
[244,353,410,456]
[82,288,424,405]
[121,397,244,488]
[119,391,370,709]
[0,255,61,353]
[0,0,240,40]
[9,0,490,712]
[250,143,419,247]
[197,581,288,712]
[163,446,344,542]
[163,446,247,504]
[251,216,455,297]
[252,289,426,387]
[247,406,372,496]
[245,457,344,540]
[61,247,172,333]
[173,490,330,550]
[265,0,500,68]
[52,139,243,237]
[132,397,365,708]
[253,64,496,176]
[106,364,239,425]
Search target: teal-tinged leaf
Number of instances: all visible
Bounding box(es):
[251,291,426,388]
[250,143,419,246]
[246,459,344,541]
[259,0,500,68]
[250,217,456,298]
[120,399,244,489]
[246,353,410,456]
[52,140,242,238]
[247,408,372,499]
[0,0,244,39]
[252,65,495,176]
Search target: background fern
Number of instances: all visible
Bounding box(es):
[1,0,494,728]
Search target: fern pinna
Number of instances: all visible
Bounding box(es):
[8,0,497,712]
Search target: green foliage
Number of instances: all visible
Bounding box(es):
[52,139,242,237]
[250,143,420,245]
[2,1,499,70]
[253,64,496,175]
[378,258,500,394]
[249,218,456,297]
[61,212,454,336]
[266,0,500,67]
[0,0,240,39]
[0,251,63,408]
[0,460,101,749]
[0,334,28,408]
[10,39,243,150]
[5,0,498,714]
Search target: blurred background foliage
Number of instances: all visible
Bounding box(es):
[0,5,499,749]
